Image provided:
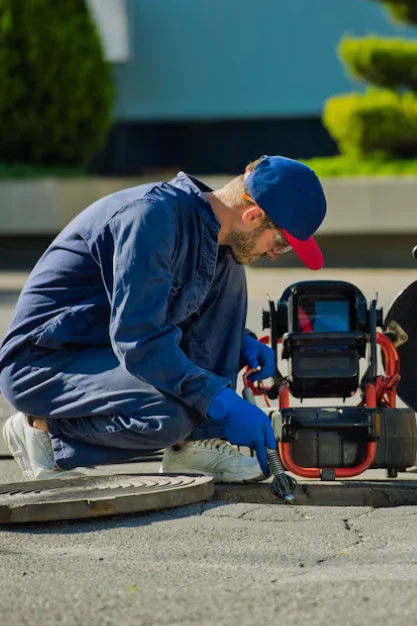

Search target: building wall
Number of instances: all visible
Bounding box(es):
[91,0,416,173]
[113,0,414,120]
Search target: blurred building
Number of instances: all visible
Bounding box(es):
[89,1,415,173]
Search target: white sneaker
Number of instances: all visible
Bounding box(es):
[160,438,265,483]
[3,412,84,481]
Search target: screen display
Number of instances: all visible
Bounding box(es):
[297,298,350,332]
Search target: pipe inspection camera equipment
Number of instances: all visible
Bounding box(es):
[246,279,417,500]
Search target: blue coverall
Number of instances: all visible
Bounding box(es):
[0,173,249,469]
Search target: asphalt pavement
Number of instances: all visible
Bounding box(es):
[1,267,417,626]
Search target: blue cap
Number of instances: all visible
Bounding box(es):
[245,156,327,270]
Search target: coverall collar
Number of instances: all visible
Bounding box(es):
[171,171,221,230]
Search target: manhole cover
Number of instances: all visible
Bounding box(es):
[0,473,214,523]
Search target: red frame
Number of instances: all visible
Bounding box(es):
[246,332,400,479]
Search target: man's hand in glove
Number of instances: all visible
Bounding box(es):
[207,387,276,476]
[240,334,275,382]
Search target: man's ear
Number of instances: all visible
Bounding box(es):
[243,167,251,181]
[241,206,266,225]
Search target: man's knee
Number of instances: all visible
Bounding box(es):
[140,403,202,448]
[46,399,203,452]
[0,355,203,449]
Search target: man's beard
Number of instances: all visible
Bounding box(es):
[228,225,268,265]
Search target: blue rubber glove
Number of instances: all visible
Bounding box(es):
[241,334,275,382]
[207,387,277,476]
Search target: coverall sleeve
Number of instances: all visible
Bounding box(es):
[106,201,230,417]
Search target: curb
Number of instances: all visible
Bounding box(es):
[214,477,417,507]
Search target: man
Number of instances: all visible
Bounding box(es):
[0,155,326,482]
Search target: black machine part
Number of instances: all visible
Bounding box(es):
[267,280,384,400]
[279,406,416,470]
[358,298,377,387]
[261,280,384,400]
[282,331,367,398]
[384,280,417,411]
[276,280,371,336]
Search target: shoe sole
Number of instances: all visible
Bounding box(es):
[160,464,265,484]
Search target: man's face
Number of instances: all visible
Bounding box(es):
[228,223,292,265]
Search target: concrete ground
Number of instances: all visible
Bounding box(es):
[1,267,417,626]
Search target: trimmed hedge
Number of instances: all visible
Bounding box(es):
[325,1,417,160]
[323,89,417,159]
[340,36,417,90]
[302,155,417,177]
[371,0,417,25]
[0,0,113,164]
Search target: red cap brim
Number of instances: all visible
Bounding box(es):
[283,230,324,270]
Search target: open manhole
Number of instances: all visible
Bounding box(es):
[0,473,214,523]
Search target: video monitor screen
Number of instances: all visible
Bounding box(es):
[297,297,350,332]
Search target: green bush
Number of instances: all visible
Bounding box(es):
[302,155,417,177]
[371,0,417,25]
[323,89,417,158]
[0,0,113,165]
[340,36,417,90]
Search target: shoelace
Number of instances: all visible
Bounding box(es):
[194,438,243,457]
